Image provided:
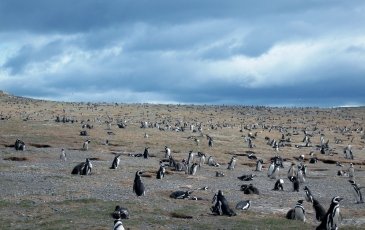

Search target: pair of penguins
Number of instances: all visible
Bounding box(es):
[211,190,251,216]
[287,186,343,230]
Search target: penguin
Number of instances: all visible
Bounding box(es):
[227,156,236,170]
[236,200,251,211]
[133,170,145,196]
[267,161,275,177]
[113,219,125,230]
[112,205,130,219]
[110,154,121,169]
[82,140,90,151]
[294,200,306,222]
[240,184,260,195]
[216,171,225,177]
[304,186,326,221]
[348,163,354,178]
[304,186,314,203]
[289,176,299,192]
[309,157,318,164]
[187,151,195,166]
[143,147,150,159]
[269,165,280,179]
[190,163,198,175]
[71,158,92,175]
[164,146,171,158]
[170,190,192,199]
[255,159,263,171]
[273,179,284,191]
[81,158,92,175]
[156,164,166,179]
[237,174,255,181]
[198,152,206,167]
[247,153,257,160]
[208,156,219,167]
[316,196,343,230]
[312,199,327,222]
[287,163,297,179]
[349,180,364,203]
[297,168,306,183]
[60,148,67,161]
[211,190,236,216]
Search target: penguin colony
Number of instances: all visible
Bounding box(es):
[5,103,364,230]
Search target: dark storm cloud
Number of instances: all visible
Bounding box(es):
[0,0,365,106]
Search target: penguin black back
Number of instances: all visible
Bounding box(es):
[133,170,145,196]
[313,199,326,222]
[316,196,343,230]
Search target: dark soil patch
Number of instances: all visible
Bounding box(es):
[170,212,193,219]
[3,156,28,161]
[29,143,52,148]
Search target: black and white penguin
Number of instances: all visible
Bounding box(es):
[316,196,344,230]
[238,174,255,181]
[240,184,260,195]
[14,139,26,151]
[133,170,145,196]
[60,148,67,161]
[267,161,275,177]
[112,205,130,219]
[208,156,219,167]
[156,164,166,179]
[289,176,299,192]
[236,200,251,211]
[247,153,257,160]
[269,165,280,179]
[198,152,206,167]
[286,200,306,222]
[82,140,91,151]
[190,163,199,175]
[110,154,121,169]
[227,156,236,170]
[349,180,364,204]
[255,159,263,171]
[170,190,192,199]
[309,157,318,164]
[113,219,125,230]
[304,186,326,221]
[187,151,195,166]
[294,200,306,222]
[273,179,284,191]
[211,190,236,216]
[71,158,92,175]
[287,163,297,179]
[143,147,150,159]
[348,163,355,178]
[164,146,171,158]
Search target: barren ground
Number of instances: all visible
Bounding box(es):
[0,92,364,229]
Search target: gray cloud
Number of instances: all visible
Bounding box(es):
[0,0,365,107]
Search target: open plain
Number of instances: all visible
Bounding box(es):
[0,92,364,229]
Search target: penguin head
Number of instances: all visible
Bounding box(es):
[348,180,355,185]
[332,196,344,204]
[218,190,223,196]
[297,200,304,205]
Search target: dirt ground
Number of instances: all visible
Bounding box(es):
[0,92,364,229]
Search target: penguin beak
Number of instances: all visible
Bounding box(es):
[338,197,344,202]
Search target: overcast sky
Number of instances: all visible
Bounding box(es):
[1,0,364,107]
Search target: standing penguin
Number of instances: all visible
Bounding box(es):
[60,148,67,161]
[273,179,284,191]
[190,163,199,175]
[82,140,91,151]
[143,147,150,159]
[287,163,297,179]
[294,200,306,222]
[110,154,121,169]
[348,163,355,178]
[164,146,171,158]
[156,164,166,179]
[133,170,145,196]
[255,159,263,171]
[349,180,364,203]
[187,151,195,166]
[227,156,236,170]
[198,152,206,167]
[316,196,344,230]
[269,164,280,179]
[304,186,326,221]
[267,161,275,177]
[211,190,236,216]
[297,167,306,183]
[289,176,299,192]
